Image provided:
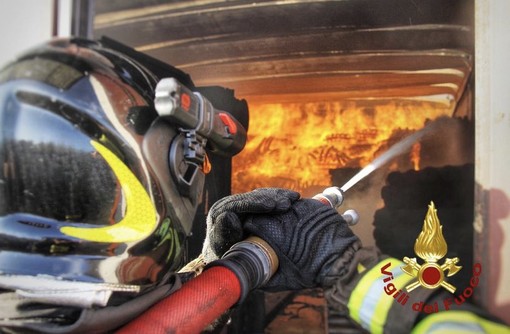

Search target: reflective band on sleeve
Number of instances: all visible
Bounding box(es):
[370,265,411,334]
[348,260,385,326]
[348,258,413,334]
[412,310,510,334]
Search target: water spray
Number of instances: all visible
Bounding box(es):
[341,124,433,192]
[313,122,436,221]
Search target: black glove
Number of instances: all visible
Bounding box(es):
[202,188,301,263]
[202,188,359,291]
[243,198,359,290]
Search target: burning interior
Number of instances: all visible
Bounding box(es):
[93,0,474,258]
[92,0,476,329]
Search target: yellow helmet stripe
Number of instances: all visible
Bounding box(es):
[60,140,157,243]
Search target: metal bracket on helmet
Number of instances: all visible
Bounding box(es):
[168,131,204,198]
[181,129,206,164]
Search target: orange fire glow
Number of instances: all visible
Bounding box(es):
[232,100,452,196]
[410,143,421,171]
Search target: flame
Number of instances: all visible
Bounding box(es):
[410,143,421,171]
[232,100,452,195]
[414,202,448,262]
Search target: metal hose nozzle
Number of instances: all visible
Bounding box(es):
[312,187,344,209]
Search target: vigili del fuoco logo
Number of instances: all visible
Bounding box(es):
[401,201,462,293]
[380,201,482,314]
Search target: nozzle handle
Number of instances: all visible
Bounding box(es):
[341,209,359,226]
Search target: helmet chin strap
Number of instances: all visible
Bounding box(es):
[0,274,140,308]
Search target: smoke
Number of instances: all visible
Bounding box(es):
[420,116,474,168]
[340,120,436,192]
[339,116,474,193]
[335,116,474,247]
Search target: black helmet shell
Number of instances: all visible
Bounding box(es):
[0,38,202,287]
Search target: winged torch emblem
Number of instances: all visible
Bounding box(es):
[402,202,462,293]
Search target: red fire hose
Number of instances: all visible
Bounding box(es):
[117,189,353,334]
[117,236,278,333]
[117,266,241,334]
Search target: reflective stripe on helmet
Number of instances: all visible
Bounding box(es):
[60,140,157,243]
[348,258,412,334]
[412,310,509,334]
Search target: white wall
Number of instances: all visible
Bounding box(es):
[475,0,510,325]
[0,0,72,68]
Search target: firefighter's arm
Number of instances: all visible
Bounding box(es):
[325,256,510,334]
[409,284,510,333]
[200,188,509,333]
[411,310,509,334]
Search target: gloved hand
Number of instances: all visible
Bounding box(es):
[202,188,301,263]
[202,188,360,291]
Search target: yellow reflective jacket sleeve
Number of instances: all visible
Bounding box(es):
[411,311,510,334]
[347,257,415,333]
[347,258,510,334]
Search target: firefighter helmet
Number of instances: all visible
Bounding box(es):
[0,37,210,330]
